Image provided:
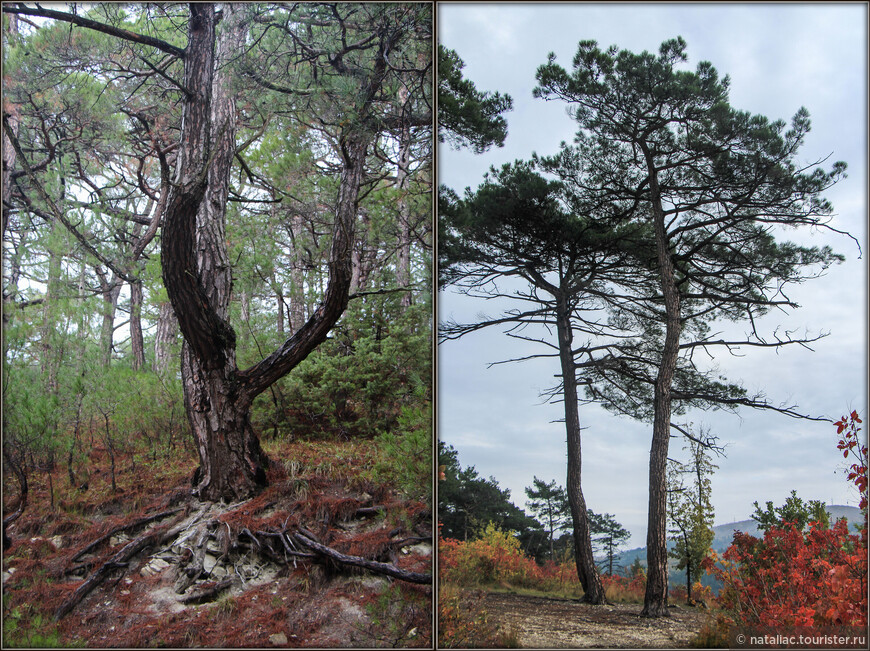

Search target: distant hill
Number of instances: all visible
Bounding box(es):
[611,505,863,593]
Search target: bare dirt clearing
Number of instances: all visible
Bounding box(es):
[480,591,708,648]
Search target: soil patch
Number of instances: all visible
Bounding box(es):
[480,591,708,648]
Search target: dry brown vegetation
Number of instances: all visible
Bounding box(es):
[2,438,432,647]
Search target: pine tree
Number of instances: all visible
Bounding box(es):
[535,37,850,616]
[667,436,717,603]
[525,477,571,561]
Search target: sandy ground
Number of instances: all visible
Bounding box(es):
[479,591,709,648]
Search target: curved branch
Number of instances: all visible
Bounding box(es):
[2,4,185,58]
[3,115,136,284]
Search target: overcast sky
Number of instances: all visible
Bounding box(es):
[437,2,868,550]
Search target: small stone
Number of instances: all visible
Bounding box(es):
[110,533,129,547]
[140,558,171,576]
[50,535,64,549]
[203,553,219,574]
[408,543,432,557]
[268,633,288,646]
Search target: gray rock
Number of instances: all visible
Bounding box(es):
[268,632,288,646]
[140,557,171,576]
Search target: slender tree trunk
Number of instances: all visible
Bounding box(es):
[548,511,555,561]
[130,280,145,369]
[686,554,692,603]
[95,269,121,367]
[641,146,680,618]
[395,92,413,309]
[556,292,607,604]
[608,535,614,576]
[1,14,18,241]
[289,211,306,331]
[275,286,285,334]
[153,301,178,375]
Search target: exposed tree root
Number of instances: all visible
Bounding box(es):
[69,507,184,564]
[292,532,431,584]
[177,576,235,604]
[52,493,431,621]
[55,529,163,621]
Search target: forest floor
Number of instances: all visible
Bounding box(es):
[477,590,709,648]
[2,437,432,647]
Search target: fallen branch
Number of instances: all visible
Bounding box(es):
[292,533,430,585]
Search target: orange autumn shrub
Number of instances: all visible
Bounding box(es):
[703,412,867,628]
[440,522,542,588]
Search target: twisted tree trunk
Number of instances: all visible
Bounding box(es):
[160,3,373,502]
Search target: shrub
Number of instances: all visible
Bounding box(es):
[371,396,431,504]
[703,412,867,628]
[440,522,543,588]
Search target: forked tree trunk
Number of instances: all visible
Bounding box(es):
[175,2,269,501]
[161,3,374,502]
[556,293,607,604]
[182,344,270,501]
[641,146,680,618]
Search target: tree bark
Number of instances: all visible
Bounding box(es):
[130,280,145,370]
[153,300,178,375]
[556,292,607,604]
[159,3,384,502]
[95,271,122,367]
[395,85,413,309]
[164,3,270,502]
[288,211,307,331]
[1,13,18,240]
[641,145,679,618]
